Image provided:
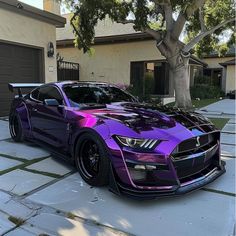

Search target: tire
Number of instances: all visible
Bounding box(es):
[75,132,110,186]
[9,112,24,142]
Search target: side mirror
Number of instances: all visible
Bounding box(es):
[44,99,60,106]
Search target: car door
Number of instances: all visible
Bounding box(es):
[30,85,69,150]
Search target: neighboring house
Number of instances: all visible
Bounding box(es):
[56,14,206,103]
[0,0,65,116]
[201,46,235,93]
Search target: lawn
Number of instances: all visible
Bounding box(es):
[166,99,228,130]
[209,118,229,130]
[167,98,220,109]
[192,98,221,109]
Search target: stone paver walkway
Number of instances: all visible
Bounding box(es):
[0,115,235,236]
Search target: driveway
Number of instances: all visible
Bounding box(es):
[0,117,235,236]
[197,99,236,118]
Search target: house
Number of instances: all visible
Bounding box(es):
[0,0,66,116]
[56,14,206,103]
[201,46,235,93]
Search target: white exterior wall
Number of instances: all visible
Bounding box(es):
[0,7,58,82]
[57,40,165,85]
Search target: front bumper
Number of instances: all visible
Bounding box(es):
[108,131,225,200]
[109,161,226,200]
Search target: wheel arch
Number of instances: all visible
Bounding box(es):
[9,99,31,138]
[72,127,110,162]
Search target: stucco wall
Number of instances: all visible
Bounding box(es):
[226,65,236,92]
[202,57,235,68]
[57,40,165,85]
[202,57,235,93]
[0,7,57,83]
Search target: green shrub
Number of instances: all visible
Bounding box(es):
[194,76,211,85]
[190,84,224,99]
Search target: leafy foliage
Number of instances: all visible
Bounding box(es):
[61,0,235,56]
[60,0,235,109]
[190,84,224,99]
[185,0,235,56]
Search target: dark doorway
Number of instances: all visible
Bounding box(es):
[130,61,169,97]
[130,62,144,96]
[153,62,169,95]
[203,68,223,87]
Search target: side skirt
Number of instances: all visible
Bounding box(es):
[32,139,74,165]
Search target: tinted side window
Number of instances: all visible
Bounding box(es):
[38,86,63,105]
[31,89,39,100]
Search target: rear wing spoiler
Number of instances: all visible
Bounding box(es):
[8,83,43,97]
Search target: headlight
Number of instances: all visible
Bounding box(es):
[115,136,161,150]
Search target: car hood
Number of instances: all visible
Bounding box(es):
[97,102,175,129]
[79,102,212,138]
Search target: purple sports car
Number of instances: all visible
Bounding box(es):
[8,81,225,199]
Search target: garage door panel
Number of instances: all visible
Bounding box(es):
[0,71,13,78]
[0,60,14,75]
[0,45,14,59]
[0,57,14,64]
[0,77,36,83]
[0,42,41,116]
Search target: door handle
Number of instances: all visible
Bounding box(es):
[32,108,38,112]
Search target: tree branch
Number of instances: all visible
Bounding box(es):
[152,0,174,31]
[183,18,235,52]
[143,27,168,57]
[199,7,207,32]
[144,27,162,41]
[163,4,174,31]
[172,0,207,40]
[116,18,167,52]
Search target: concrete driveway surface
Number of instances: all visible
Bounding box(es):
[0,116,235,236]
[197,99,236,118]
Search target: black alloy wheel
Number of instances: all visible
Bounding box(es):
[75,132,110,186]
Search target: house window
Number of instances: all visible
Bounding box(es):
[130,61,169,96]
[203,68,222,87]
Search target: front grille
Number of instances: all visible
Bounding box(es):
[171,132,220,179]
[172,133,218,160]
[179,135,209,152]
[174,150,216,179]
[179,164,217,184]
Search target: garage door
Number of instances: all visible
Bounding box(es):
[0,42,42,117]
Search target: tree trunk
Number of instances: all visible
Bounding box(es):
[168,54,192,109]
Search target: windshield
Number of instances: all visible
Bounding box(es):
[63,84,136,107]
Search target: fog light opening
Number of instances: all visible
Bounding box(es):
[146,165,157,170]
[134,165,146,170]
[128,168,147,181]
[134,164,157,171]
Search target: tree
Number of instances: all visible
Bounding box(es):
[61,0,235,109]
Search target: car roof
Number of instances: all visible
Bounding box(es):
[55,81,111,87]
